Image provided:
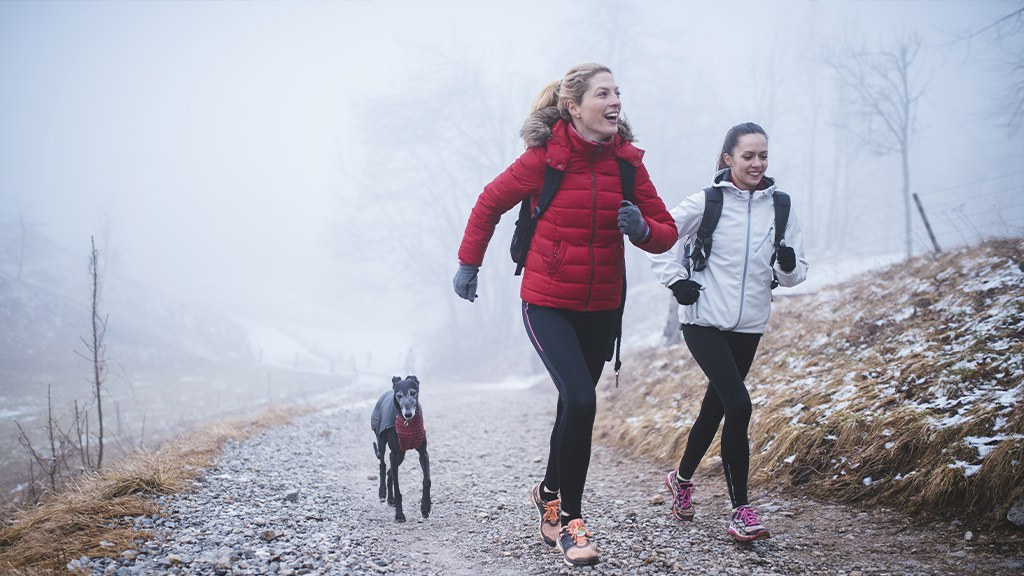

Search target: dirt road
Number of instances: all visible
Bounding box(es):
[90,379,1022,575]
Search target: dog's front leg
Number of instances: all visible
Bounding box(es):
[418,442,431,518]
[390,449,406,522]
[376,438,387,502]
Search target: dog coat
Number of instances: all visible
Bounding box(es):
[395,413,425,451]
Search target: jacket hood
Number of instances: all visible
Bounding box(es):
[520,106,635,148]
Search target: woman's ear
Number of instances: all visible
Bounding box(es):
[723,153,734,168]
[566,100,578,118]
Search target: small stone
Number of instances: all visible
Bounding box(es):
[260,529,277,542]
[166,554,182,566]
[964,530,973,541]
[649,495,664,505]
[950,550,968,558]
[284,490,300,502]
[120,550,137,561]
[1008,495,1024,526]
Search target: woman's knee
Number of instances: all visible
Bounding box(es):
[723,397,752,422]
[563,390,597,417]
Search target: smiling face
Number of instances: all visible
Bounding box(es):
[724,133,769,191]
[566,71,620,142]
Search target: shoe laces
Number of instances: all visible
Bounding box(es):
[564,518,591,545]
[674,483,693,509]
[542,499,560,524]
[735,506,761,527]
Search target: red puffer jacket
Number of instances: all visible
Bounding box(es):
[458,114,677,311]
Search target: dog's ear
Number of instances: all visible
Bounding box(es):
[392,376,401,386]
[407,375,419,385]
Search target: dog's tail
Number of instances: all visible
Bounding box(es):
[373,441,380,459]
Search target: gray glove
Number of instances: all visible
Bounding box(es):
[452,263,479,302]
[618,201,648,243]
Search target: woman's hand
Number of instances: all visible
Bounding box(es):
[453,264,479,302]
[618,201,649,243]
[670,279,702,305]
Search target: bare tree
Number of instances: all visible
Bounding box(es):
[828,34,926,258]
[962,6,1024,127]
[78,236,107,469]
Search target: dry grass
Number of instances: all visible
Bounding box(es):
[0,406,307,575]
[596,237,1024,527]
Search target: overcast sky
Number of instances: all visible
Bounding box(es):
[2,1,1021,369]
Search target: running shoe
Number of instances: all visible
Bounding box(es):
[528,483,560,546]
[664,471,695,520]
[556,518,598,566]
[728,505,771,541]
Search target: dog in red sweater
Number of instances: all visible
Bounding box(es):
[370,375,430,522]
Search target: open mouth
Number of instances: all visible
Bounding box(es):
[604,111,619,123]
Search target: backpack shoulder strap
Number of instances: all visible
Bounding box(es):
[535,164,564,218]
[616,158,636,202]
[773,191,790,247]
[512,164,564,276]
[691,187,723,272]
[770,190,791,289]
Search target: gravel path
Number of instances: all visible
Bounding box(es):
[88,379,1023,576]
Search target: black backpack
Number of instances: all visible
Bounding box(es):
[688,187,790,289]
[508,157,637,385]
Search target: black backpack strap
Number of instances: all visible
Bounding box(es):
[691,187,723,273]
[616,158,636,203]
[612,158,637,386]
[769,191,791,289]
[513,164,563,276]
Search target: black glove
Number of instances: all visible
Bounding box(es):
[776,246,796,273]
[669,279,702,305]
[452,263,479,302]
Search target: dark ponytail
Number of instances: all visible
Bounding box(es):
[717,122,768,171]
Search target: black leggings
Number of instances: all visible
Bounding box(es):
[677,324,761,509]
[522,301,619,520]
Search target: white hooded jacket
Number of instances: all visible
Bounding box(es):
[648,169,808,334]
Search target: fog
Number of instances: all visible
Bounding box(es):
[2,0,1022,383]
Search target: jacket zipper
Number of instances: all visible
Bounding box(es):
[727,193,754,331]
[584,146,599,310]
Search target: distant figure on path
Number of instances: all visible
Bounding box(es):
[647,122,808,541]
[453,62,677,567]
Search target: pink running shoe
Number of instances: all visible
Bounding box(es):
[664,471,695,521]
[728,505,771,541]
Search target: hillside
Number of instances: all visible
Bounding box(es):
[595,237,1024,526]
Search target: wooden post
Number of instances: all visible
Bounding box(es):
[912,192,941,253]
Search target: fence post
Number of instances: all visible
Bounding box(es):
[913,192,941,253]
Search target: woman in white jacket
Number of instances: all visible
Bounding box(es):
[648,122,808,541]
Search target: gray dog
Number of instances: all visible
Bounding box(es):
[371,375,431,522]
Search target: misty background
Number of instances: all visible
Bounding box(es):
[2,1,1023,496]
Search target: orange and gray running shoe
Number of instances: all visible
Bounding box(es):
[528,483,560,546]
[664,471,695,520]
[556,518,598,566]
[728,505,772,541]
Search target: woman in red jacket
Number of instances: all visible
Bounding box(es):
[453,62,677,567]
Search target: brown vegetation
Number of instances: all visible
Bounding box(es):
[596,237,1024,527]
[0,407,305,575]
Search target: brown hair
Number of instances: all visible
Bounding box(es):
[528,62,633,141]
[717,122,768,171]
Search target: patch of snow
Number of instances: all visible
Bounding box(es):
[949,460,982,478]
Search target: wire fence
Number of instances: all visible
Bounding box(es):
[814,170,1024,257]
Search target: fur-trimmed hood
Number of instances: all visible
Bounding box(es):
[520,106,635,148]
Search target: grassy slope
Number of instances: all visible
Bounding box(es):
[595,237,1024,526]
